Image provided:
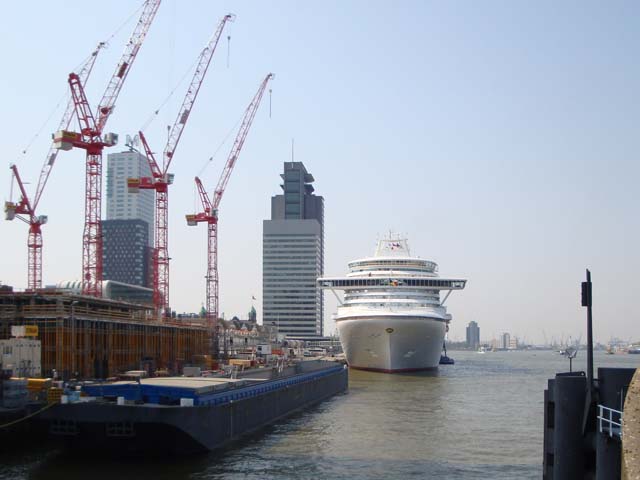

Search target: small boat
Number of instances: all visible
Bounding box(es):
[439,341,454,365]
[439,355,455,365]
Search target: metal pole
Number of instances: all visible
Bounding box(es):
[586,269,594,394]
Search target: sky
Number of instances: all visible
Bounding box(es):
[0,1,638,345]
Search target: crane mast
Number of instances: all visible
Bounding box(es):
[186,73,273,323]
[5,43,104,291]
[128,14,234,317]
[55,0,161,297]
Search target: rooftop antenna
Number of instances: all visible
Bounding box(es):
[291,138,294,162]
[226,35,231,68]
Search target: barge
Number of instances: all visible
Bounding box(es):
[41,360,348,454]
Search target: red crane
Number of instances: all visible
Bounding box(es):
[5,43,105,290]
[186,73,274,323]
[53,0,161,297]
[128,14,234,317]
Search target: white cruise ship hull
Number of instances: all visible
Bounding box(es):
[336,315,446,372]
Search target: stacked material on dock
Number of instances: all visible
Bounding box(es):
[27,378,52,401]
[82,377,251,405]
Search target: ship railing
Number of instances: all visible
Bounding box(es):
[598,404,623,439]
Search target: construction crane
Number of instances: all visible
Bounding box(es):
[186,73,274,323]
[5,43,105,290]
[127,14,234,317]
[53,0,161,297]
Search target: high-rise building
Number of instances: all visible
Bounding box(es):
[102,219,151,287]
[466,321,480,349]
[103,149,155,287]
[263,162,324,337]
[501,332,511,350]
[105,150,154,243]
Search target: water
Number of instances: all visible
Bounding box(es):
[1,351,638,479]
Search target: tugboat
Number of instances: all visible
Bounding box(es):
[439,341,455,365]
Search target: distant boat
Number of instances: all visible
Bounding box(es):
[477,346,487,354]
[628,345,640,354]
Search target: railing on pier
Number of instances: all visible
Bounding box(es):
[598,404,623,439]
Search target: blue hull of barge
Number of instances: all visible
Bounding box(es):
[42,362,348,454]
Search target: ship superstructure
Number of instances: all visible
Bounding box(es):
[318,236,466,372]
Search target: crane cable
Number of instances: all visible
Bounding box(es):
[194,82,274,191]
[18,2,144,159]
[195,111,245,179]
[140,32,233,133]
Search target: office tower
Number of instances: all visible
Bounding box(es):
[263,162,324,337]
[466,321,480,349]
[103,149,155,287]
[501,332,511,350]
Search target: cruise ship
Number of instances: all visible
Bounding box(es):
[318,236,466,372]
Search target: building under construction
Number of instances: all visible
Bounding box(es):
[0,289,209,379]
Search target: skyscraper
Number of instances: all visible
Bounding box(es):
[466,321,480,349]
[263,162,324,337]
[103,149,155,287]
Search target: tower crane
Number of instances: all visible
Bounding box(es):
[5,43,105,290]
[127,14,234,317]
[186,73,274,323]
[53,0,161,297]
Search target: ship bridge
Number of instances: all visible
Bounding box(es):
[317,277,466,291]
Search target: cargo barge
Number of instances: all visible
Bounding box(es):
[40,360,348,454]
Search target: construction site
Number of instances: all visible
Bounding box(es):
[2,0,273,382]
[0,289,208,379]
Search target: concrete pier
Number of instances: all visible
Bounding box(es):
[623,369,640,480]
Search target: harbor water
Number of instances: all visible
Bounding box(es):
[1,351,638,479]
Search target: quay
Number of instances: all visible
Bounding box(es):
[623,370,640,479]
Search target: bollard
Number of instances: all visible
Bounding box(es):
[553,372,588,479]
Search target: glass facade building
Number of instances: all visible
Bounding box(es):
[105,150,154,246]
[102,219,151,287]
[263,162,324,337]
[103,149,155,288]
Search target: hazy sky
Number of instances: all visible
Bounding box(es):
[1,1,638,345]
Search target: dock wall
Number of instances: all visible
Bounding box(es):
[623,369,640,480]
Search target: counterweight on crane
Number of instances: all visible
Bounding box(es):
[127,14,234,317]
[5,43,104,290]
[53,0,161,297]
[186,73,274,323]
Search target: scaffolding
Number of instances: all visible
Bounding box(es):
[0,291,209,379]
